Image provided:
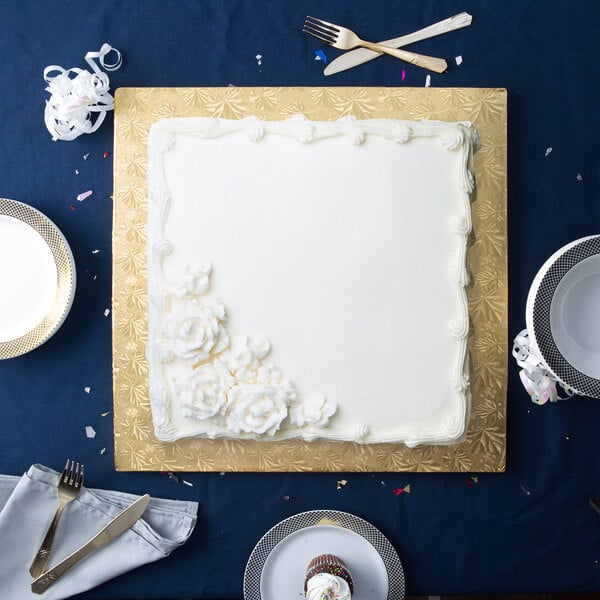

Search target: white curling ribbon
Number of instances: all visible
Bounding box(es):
[43,43,122,141]
[512,329,576,405]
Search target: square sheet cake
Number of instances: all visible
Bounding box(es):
[146,115,479,447]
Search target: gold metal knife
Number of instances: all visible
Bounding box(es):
[31,494,150,594]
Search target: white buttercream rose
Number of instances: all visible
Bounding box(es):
[290,394,337,428]
[180,360,232,420]
[162,300,229,362]
[222,336,270,381]
[168,262,211,299]
[225,382,294,436]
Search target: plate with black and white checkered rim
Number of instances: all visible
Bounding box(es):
[243,509,405,600]
[526,235,600,398]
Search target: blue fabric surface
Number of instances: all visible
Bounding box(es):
[0,0,599,598]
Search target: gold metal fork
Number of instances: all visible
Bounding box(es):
[304,16,448,73]
[29,459,84,578]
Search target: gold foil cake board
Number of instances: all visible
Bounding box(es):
[112,87,507,472]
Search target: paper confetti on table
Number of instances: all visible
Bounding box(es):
[101,411,111,417]
[84,386,91,394]
[103,151,110,158]
[401,69,406,81]
[393,484,411,495]
[520,484,531,495]
[545,147,553,157]
[577,173,583,181]
[183,480,193,487]
[83,153,90,160]
[167,471,180,483]
[85,425,96,438]
[255,54,262,66]
[425,74,431,87]
[337,479,347,490]
[314,49,327,62]
[282,495,290,501]
[75,169,79,175]
[455,55,463,65]
[92,249,100,254]
[465,476,479,488]
[104,308,110,317]
[100,448,106,455]
[76,190,93,202]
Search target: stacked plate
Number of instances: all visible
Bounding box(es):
[0,198,76,359]
[526,235,600,398]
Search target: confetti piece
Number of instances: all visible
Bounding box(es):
[85,425,96,438]
[183,480,193,487]
[401,69,406,81]
[101,411,111,417]
[471,476,479,483]
[255,54,262,66]
[104,308,110,317]
[103,151,110,158]
[455,55,463,65]
[425,74,431,87]
[380,480,387,486]
[314,49,327,63]
[393,484,411,495]
[83,153,90,160]
[337,479,347,490]
[77,190,93,202]
[465,477,478,488]
[100,448,106,455]
[75,169,79,175]
[545,147,553,157]
[577,173,583,181]
[92,249,100,254]
[69,204,75,212]
[84,386,91,394]
[282,495,290,501]
[93,275,97,280]
[520,484,531,495]
[167,472,180,483]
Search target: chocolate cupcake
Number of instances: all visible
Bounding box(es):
[304,554,354,598]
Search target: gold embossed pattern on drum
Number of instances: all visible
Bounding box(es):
[0,198,75,359]
[112,87,508,472]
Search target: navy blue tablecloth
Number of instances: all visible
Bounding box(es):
[1,1,599,598]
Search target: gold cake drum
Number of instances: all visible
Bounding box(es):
[112,87,507,472]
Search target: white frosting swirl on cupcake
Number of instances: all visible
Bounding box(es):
[305,573,351,600]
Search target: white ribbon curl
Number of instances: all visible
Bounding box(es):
[43,43,123,141]
[512,329,576,405]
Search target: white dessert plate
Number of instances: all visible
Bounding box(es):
[0,198,76,359]
[243,509,405,600]
[526,235,600,397]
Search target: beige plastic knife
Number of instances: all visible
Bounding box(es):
[31,494,150,594]
[323,12,473,76]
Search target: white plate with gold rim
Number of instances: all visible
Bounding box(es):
[0,198,76,359]
[243,509,405,600]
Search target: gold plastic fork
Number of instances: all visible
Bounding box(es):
[304,16,448,73]
[29,459,84,578]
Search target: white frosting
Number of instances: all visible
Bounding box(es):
[306,573,351,600]
[147,115,478,446]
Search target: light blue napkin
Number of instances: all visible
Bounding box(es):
[0,464,198,599]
